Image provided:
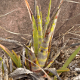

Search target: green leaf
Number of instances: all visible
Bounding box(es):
[40,5,60,69]
[2,61,4,73]
[37,0,52,68]
[32,15,39,55]
[57,68,70,73]
[18,55,22,67]
[44,0,51,36]
[60,46,80,70]
[12,50,18,60]
[37,6,43,47]
[12,50,22,67]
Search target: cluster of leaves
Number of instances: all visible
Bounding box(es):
[0,0,80,80]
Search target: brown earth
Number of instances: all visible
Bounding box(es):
[0,0,80,80]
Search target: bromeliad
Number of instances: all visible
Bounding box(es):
[0,0,80,80]
[24,0,63,71]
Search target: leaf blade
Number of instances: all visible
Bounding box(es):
[32,15,39,55]
[61,46,80,70]
[44,0,51,36]
[37,6,43,47]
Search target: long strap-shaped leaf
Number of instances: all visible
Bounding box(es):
[37,0,51,68]
[45,0,64,68]
[37,0,62,68]
[46,0,63,60]
[37,6,43,47]
[43,0,51,37]
[32,15,39,55]
[47,0,63,31]
[37,15,59,67]
[50,9,60,38]
[25,0,40,71]
[25,0,39,55]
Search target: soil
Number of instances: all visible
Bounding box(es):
[0,0,80,80]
